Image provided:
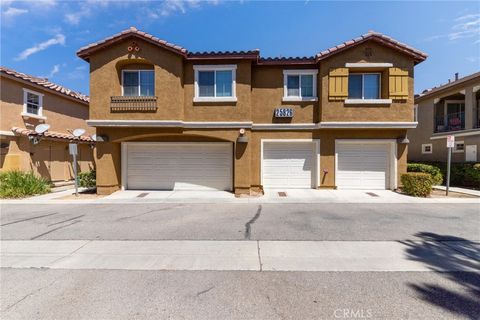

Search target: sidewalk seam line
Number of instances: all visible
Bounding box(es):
[257,240,263,272]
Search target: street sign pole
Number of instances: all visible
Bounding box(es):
[446,135,455,196]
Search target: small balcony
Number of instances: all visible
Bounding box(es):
[110,96,157,112]
[435,112,465,133]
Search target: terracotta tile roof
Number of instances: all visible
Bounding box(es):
[77,26,188,61]
[11,127,93,143]
[187,50,260,59]
[315,30,428,64]
[257,56,316,65]
[0,67,89,104]
[415,71,480,101]
[77,27,427,66]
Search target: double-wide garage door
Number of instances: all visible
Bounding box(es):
[336,142,391,190]
[124,143,233,191]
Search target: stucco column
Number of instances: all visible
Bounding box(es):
[464,85,474,130]
[234,133,251,196]
[95,142,121,195]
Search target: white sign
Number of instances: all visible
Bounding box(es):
[69,143,78,155]
[447,135,455,148]
[274,108,294,118]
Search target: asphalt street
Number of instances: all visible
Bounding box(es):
[1,203,479,241]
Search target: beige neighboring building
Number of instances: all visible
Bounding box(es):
[0,67,94,183]
[409,72,480,163]
[77,27,427,195]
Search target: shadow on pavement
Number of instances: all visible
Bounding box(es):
[401,232,480,320]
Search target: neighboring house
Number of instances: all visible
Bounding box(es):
[409,72,479,163]
[77,27,427,195]
[0,67,94,183]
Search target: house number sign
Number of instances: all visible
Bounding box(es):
[274,108,294,118]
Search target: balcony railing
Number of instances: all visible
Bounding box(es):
[435,111,465,133]
[110,96,157,112]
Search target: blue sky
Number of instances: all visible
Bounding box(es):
[1,0,479,96]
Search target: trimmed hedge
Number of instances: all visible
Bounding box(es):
[407,163,443,185]
[0,170,51,198]
[401,172,433,197]
[78,170,96,188]
[408,162,480,189]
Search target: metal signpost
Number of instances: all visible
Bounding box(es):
[446,135,455,196]
[69,143,79,197]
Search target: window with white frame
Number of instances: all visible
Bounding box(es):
[348,73,381,99]
[422,143,433,154]
[22,89,43,116]
[414,104,418,122]
[122,70,154,96]
[194,65,236,101]
[453,141,465,153]
[283,70,318,101]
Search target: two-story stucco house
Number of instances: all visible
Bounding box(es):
[0,67,94,183]
[77,27,427,196]
[409,71,479,163]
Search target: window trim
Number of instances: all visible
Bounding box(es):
[22,88,45,119]
[453,140,465,153]
[121,69,155,97]
[348,72,382,100]
[422,143,433,154]
[283,69,318,102]
[193,65,237,102]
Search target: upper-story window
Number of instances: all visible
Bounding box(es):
[283,70,318,101]
[348,73,380,99]
[122,70,154,96]
[22,88,43,117]
[194,65,237,102]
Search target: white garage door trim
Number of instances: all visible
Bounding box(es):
[121,142,233,191]
[261,139,320,188]
[335,139,397,190]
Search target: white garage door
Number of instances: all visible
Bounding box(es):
[336,142,391,190]
[125,143,232,191]
[262,141,317,188]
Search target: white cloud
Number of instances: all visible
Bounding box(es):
[15,34,66,61]
[425,13,480,42]
[154,0,219,18]
[40,64,61,79]
[2,7,28,17]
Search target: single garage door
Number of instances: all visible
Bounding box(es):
[262,141,317,188]
[125,142,232,191]
[336,142,391,190]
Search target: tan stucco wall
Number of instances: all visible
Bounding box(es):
[0,76,92,134]
[320,41,415,122]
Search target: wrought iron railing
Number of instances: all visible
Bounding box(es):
[110,96,157,112]
[434,111,465,133]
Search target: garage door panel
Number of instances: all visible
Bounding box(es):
[336,142,390,190]
[263,142,316,188]
[125,143,233,191]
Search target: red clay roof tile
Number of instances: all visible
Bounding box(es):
[11,127,93,143]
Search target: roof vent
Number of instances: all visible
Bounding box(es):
[455,72,459,81]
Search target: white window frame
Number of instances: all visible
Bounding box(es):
[121,69,155,96]
[347,72,382,100]
[193,65,237,102]
[282,69,318,102]
[422,143,433,154]
[414,104,418,122]
[22,88,45,120]
[453,140,465,153]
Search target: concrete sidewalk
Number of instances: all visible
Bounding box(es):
[433,185,480,197]
[2,188,479,204]
[2,240,479,272]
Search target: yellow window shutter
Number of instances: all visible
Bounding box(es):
[389,68,409,100]
[329,68,349,101]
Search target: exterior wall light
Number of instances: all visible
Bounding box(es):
[237,128,248,143]
[398,136,410,144]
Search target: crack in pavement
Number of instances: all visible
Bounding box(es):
[1,212,59,227]
[47,215,85,227]
[196,286,215,297]
[257,240,263,271]
[30,220,81,240]
[245,205,262,240]
[115,206,181,221]
[3,276,61,312]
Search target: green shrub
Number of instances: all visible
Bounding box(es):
[450,163,480,189]
[401,172,433,197]
[0,170,51,198]
[407,163,443,185]
[78,170,96,188]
